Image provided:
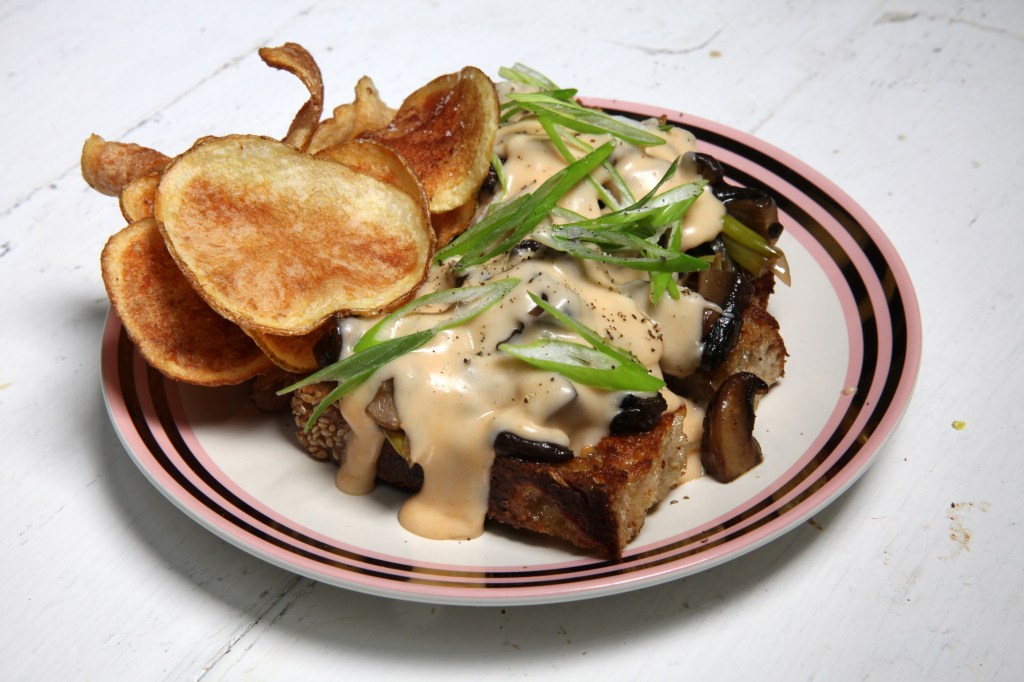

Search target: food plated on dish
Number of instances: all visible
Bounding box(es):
[85,45,793,560]
[94,45,920,604]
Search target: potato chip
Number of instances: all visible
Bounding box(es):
[430,197,477,247]
[119,173,160,222]
[101,218,273,385]
[246,326,326,373]
[307,76,395,155]
[155,135,434,335]
[362,66,498,213]
[258,43,324,152]
[81,134,170,197]
[315,138,428,210]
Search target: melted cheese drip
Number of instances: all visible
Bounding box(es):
[333,113,720,540]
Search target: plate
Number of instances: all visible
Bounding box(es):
[101,100,921,606]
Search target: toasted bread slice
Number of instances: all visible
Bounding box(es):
[285,296,787,558]
[290,382,688,559]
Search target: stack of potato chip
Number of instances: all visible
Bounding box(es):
[84,43,498,384]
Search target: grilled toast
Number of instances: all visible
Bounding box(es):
[285,297,786,559]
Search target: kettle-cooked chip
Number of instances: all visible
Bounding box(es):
[101,218,273,385]
[259,42,324,152]
[246,326,326,373]
[119,173,160,222]
[430,196,477,247]
[307,76,396,155]
[82,134,170,197]
[362,66,498,213]
[315,138,428,211]
[155,135,434,335]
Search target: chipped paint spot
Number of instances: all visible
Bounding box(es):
[945,502,990,556]
[876,11,919,24]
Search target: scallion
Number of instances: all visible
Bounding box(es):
[279,278,519,430]
[435,143,615,270]
[499,292,665,392]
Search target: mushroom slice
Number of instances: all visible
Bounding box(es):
[609,393,669,435]
[362,66,498,213]
[365,379,401,431]
[101,218,272,386]
[699,269,753,371]
[493,432,574,464]
[700,372,769,483]
[155,134,434,335]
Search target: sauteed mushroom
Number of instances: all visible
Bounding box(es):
[701,371,769,482]
[313,313,346,369]
[609,393,668,434]
[699,270,754,371]
[494,432,574,463]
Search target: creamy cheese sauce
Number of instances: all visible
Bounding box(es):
[332,107,722,540]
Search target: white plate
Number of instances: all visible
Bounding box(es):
[101,100,921,606]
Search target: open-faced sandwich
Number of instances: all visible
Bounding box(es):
[83,47,788,560]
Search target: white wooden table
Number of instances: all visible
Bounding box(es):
[2,1,1021,679]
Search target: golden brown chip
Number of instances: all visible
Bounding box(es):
[101,218,273,386]
[307,76,396,155]
[155,134,434,335]
[431,197,477,247]
[258,42,324,152]
[362,66,498,213]
[246,326,326,373]
[119,173,160,222]
[81,134,170,197]
[315,138,428,211]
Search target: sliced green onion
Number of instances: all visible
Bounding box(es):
[538,166,709,280]
[436,143,615,270]
[279,331,434,430]
[567,132,636,206]
[506,91,666,147]
[559,179,704,236]
[537,115,622,211]
[355,278,520,351]
[435,193,531,263]
[280,279,519,430]
[497,63,562,91]
[499,340,663,391]
[721,214,791,285]
[649,221,683,303]
[499,292,665,392]
[547,226,708,273]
